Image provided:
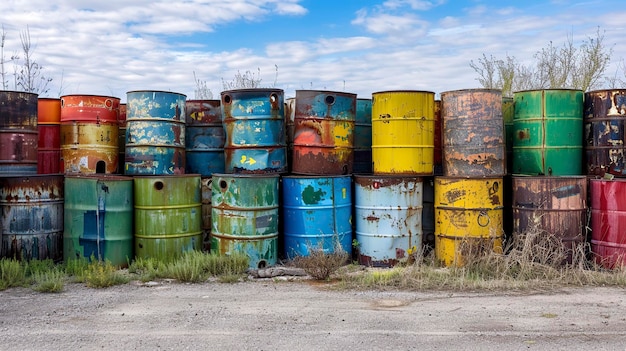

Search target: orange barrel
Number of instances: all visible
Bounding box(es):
[371,90,435,175]
[441,89,505,177]
[584,89,626,177]
[435,176,504,266]
[37,98,61,124]
[590,179,626,269]
[60,121,119,174]
[0,174,64,261]
[293,90,356,175]
[60,94,120,123]
[512,176,587,264]
[125,90,186,175]
[0,91,38,174]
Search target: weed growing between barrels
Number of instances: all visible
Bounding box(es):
[31,269,65,293]
[0,259,27,290]
[292,244,350,281]
[84,260,130,288]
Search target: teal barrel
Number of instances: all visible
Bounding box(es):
[134,174,202,260]
[185,99,225,176]
[513,89,583,175]
[125,90,187,175]
[221,89,286,174]
[354,98,372,174]
[63,174,133,266]
[211,174,279,268]
[0,174,64,261]
[282,175,352,258]
[354,175,423,267]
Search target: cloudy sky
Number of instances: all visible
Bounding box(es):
[0,0,623,101]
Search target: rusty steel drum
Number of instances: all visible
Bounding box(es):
[282,175,352,259]
[293,90,356,175]
[37,98,61,125]
[200,177,212,251]
[502,97,515,174]
[512,176,587,263]
[584,89,626,177]
[60,122,119,174]
[64,174,133,267]
[285,97,296,173]
[37,125,61,174]
[60,94,120,123]
[0,91,38,174]
[590,179,626,269]
[513,89,583,176]
[125,90,186,175]
[118,103,127,174]
[0,174,64,261]
[134,174,202,260]
[221,89,286,174]
[433,100,443,175]
[185,99,225,176]
[435,176,504,267]
[354,175,422,267]
[371,90,435,175]
[354,98,372,174]
[211,173,279,268]
[441,89,505,177]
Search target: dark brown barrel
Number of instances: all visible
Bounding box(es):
[0,174,64,260]
[293,90,356,175]
[512,176,587,263]
[441,89,505,177]
[0,91,39,174]
[584,89,626,177]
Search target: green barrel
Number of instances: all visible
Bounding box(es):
[512,89,583,175]
[63,174,133,267]
[211,173,279,269]
[134,174,202,260]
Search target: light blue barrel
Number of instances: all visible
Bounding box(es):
[185,100,225,176]
[221,89,286,173]
[282,175,352,258]
[125,90,186,175]
[354,175,423,267]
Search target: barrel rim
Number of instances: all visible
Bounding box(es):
[584,89,626,95]
[511,175,587,180]
[126,90,187,97]
[60,94,121,100]
[0,90,39,97]
[512,88,584,94]
[282,174,353,180]
[212,173,280,179]
[357,97,372,101]
[435,175,504,180]
[132,173,201,179]
[0,173,64,179]
[371,90,435,95]
[440,88,502,95]
[64,174,133,181]
[353,174,424,181]
[295,89,357,97]
[220,88,285,95]
[185,99,221,104]
[37,97,61,102]
[589,178,626,183]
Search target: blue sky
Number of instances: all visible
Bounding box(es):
[0,0,624,101]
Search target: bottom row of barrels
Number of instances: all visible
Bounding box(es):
[0,173,624,270]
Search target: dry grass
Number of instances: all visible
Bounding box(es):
[292,243,350,281]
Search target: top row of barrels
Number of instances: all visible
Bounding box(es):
[1,88,625,177]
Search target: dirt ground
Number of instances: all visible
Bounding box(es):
[1,278,625,350]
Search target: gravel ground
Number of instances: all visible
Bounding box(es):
[1,279,625,350]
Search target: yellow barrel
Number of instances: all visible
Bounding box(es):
[434,176,504,266]
[60,122,119,174]
[371,90,435,175]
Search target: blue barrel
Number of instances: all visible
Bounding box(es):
[125,90,186,175]
[0,174,64,261]
[221,89,286,173]
[354,175,423,267]
[282,175,352,258]
[354,98,372,174]
[185,100,225,176]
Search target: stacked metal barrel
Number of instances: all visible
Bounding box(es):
[437,89,505,266]
[211,89,285,269]
[511,89,586,264]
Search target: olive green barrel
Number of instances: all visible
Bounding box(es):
[211,174,279,269]
[134,175,202,260]
[513,89,583,176]
[63,174,133,267]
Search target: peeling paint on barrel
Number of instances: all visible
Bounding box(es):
[435,176,504,267]
[64,174,133,267]
[0,174,64,261]
[354,175,423,267]
[292,90,355,175]
[0,91,38,174]
[60,94,120,123]
[441,89,505,177]
[60,122,119,174]
[185,100,225,176]
[282,175,352,259]
[584,89,626,177]
[512,176,587,264]
[0,90,38,128]
[590,178,626,269]
[221,89,286,174]
[211,174,279,268]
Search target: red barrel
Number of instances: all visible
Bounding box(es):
[590,179,626,269]
[37,125,61,174]
[60,95,120,123]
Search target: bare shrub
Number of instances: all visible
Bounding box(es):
[293,243,349,280]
